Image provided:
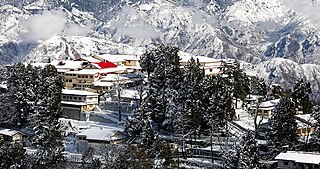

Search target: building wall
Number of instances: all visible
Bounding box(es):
[277,160,297,169]
[62,106,81,120]
[124,60,139,66]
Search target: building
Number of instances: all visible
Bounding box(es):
[61,89,99,120]
[0,128,24,143]
[275,151,320,169]
[76,126,126,152]
[295,114,316,139]
[258,99,280,117]
[64,69,100,90]
[92,74,130,94]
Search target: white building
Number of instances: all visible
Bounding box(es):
[61,89,99,120]
[275,151,320,169]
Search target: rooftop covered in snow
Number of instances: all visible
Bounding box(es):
[62,89,98,96]
[275,151,320,164]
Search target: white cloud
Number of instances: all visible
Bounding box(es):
[20,10,67,42]
[64,21,94,36]
[118,24,160,39]
[280,0,320,23]
[20,9,93,42]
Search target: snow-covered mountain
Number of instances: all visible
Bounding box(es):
[1,0,320,95]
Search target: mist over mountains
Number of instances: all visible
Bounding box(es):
[1,0,320,98]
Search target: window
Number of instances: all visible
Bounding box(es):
[78,75,81,78]
[85,75,88,78]
[209,69,213,72]
[90,75,93,79]
[62,96,66,99]
[283,161,289,165]
[128,61,131,63]
[78,97,81,101]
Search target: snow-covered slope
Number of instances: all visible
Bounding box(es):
[253,58,320,99]
[1,0,320,96]
[23,36,142,63]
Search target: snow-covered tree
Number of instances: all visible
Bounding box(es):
[310,106,320,152]
[268,97,298,158]
[0,142,26,169]
[239,132,260,169]
[31,65,64,168]
[292,79,313,114]
[222,144,241,169]
[143,44,182,131]
[176,57,205,152]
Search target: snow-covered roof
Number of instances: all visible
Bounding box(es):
[76,126,123,141]
[275,151,320,164]
[51,60,84,70]
[295,114,317,124]
[179,53,221,63]
[0,83,7,89]
[62,89,98,96]
[259,99,280,108]
[78,57,100,63]
[92,81,114,87]
[100,74,129,82]
[98,67,128,74]
[94,54,127,63]
[65,69,98,75]
[0,128,22,136]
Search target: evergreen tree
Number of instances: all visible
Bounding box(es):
[249,76,267,97]
[140,47,156,80]
[239,132,260,169]
[0,142,26,169]
[310,106,320,152]
[268,97,298,158]
[222,144,241,169]
[31,65,64,168]
[143,44,182,131]
[292,79,313,114]
[221,61,250,109]
[176,57,205,152]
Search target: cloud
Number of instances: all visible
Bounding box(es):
[20,9,93,42]
[118,24,160,39]
[64,21,94,36]
[20,10,67,42]
[280,0,320,23]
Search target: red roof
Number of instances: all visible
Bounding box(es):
[95,62,117,69]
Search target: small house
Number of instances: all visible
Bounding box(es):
[258,99,280,117]
[0,128,24,143]
[275,151,320,169]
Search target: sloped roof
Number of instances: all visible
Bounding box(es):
[275,151,320,164]
[0,128,22,136]
[95,62,117,69]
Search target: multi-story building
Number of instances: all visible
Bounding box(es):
[61,89,99,120]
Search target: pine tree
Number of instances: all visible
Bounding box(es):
[0,142,26,169]
[222,144,241,169]
[31,65,64,168]
[239,132,260,169]
[143,44,182,131]
[176,57,205,152]
[268,97,298,158]
[310,106,320,152]
[292,79,313,114]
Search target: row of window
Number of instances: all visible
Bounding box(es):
[66,74,94,79]
[62,95,85,101]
